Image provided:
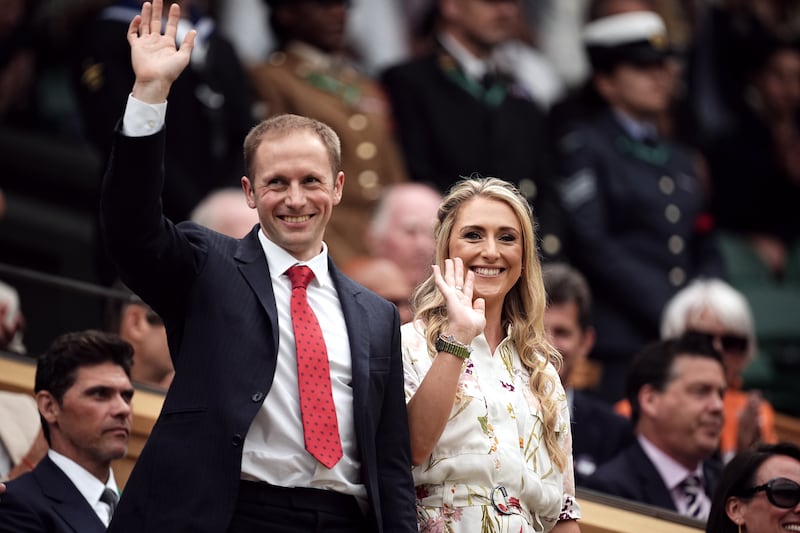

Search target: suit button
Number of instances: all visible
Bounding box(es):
[232,434,243,447]
[659,176,675,195]
[669,267,686,286]
[665,204,681,223]
[251,392,264,403]
[668,235,685,254]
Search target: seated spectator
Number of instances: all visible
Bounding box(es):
[365,183,441,288]
[189,187,259,239]
[705,442,800,533]
[0,391,47,481]
[0,330,134,531]
[340,256,413,324]
[107,282,172,390]
[660,279,778,462]
[542,262,633,484]
[615,278,780,461]
[0,280,25,354]
[584,334,726,520]
[248,0,408,265]
[553,10,724,403]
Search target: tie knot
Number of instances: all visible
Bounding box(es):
[100,487,118,513]
[287,265,315,290]
[683,474,702,490]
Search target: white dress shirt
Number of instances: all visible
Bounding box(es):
[49,449,119,526]
[638,435,711,518]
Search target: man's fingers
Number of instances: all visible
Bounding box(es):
[150,0,163,36]
[140,2,152,35]
[127,14,142,44]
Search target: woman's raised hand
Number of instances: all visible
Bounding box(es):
[433,257,485,345]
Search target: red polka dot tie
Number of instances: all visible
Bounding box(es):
[286,265,343,469]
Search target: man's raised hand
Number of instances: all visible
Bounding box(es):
[128,0,195,104]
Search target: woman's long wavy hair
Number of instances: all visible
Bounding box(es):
[411,176,567,471]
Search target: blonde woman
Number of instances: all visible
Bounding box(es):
[401,177,580,532]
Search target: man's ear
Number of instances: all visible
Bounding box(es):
[332,171,345,206]
[36,390,59,426]
[120,304,148,341]
[242,176,256,208]
[638,383,660,419]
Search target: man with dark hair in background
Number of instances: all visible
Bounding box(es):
[0,330,134,532]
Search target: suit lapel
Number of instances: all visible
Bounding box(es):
[630,443,679,511]
[36,457,107,533]
[235,228,279,353]
[329,261,369,427]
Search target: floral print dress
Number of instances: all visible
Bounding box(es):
[401,321,580,533]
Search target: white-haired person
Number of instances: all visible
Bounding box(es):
[616,278,778,462]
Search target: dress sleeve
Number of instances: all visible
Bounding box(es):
[555,370,581,521]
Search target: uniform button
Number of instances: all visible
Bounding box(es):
[665,204,681,224]
[232,434,243,447]
[348,113,368,131]
[659,176,675,195]
[268,51,286,66]
[541,234,561,256]
[358,170,379,189]
[356,141,377,160]
[518,178,537,200]
[251,391,264,403]
[668,235,684,254]
[669,267,686,286]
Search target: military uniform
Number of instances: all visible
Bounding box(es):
[248,43,408,265]
[555,110,723,401]
[380,44,566,260]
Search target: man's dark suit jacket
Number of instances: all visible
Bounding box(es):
[571,389,633,486]
[380,46,566,260]
[582,439,722,513]
[100,129,417,532]
[0,456,107,533]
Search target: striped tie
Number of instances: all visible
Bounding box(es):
[682,475,707,520]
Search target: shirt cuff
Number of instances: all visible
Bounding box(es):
[122,94,167,137]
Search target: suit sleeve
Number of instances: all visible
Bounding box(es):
[375,306,418,532]
[99,126,202,321]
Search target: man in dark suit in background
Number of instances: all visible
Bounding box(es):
[0,330,135,532]
[100,2,416,532]
[583,334,725,521]
[380,0,566,261]
[542,263,633,485]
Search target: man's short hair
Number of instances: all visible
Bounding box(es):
[626,332,722,424]
[542,262,593,331]
[36,330,134,442]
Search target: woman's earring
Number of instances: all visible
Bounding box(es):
[738,522,743,533]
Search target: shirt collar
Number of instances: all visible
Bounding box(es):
[612,108,659,142]
[48,449,118,506]
[439,32,491,81]
[638,435,704,491]
[257,229,332,288]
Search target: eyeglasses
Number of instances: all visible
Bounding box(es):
[687,330,749,354]
[740,478,800,508]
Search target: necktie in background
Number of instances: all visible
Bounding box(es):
[286,265,343,469]
[682,474,708,520]
[100,487,118,522]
